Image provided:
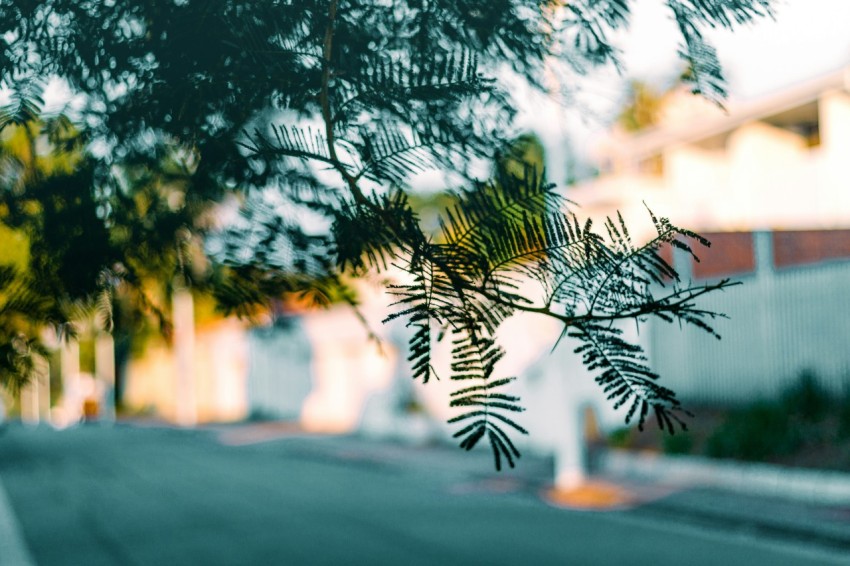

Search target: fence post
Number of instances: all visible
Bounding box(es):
[96,333,116,422]
[173,286,197,427]
[60,338,81,424]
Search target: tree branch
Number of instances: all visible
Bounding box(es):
[320,0,368,206]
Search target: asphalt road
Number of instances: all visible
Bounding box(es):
[0,424,846,565]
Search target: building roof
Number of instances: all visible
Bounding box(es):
[611,66,850,162]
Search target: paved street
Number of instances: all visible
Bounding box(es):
[0,424,847,565]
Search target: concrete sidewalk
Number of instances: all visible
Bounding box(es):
[596,448,850,504]
[589,449,850,553]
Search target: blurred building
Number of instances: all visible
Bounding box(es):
[123,315,250,424]
[570,66,850,403]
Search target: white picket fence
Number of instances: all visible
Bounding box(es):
[650,234,850,404]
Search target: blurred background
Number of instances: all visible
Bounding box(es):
[6,0,849,472]
[3,1,850,564]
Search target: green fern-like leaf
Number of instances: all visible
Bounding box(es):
[669,3,728,103]
[0,78,45,131]
[334,50,489,125]
[353,125,449,184]
[570,323,690,433]
[241,125,342,170]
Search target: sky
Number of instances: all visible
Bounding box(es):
[514,0,850,183]
[623,0,850,99]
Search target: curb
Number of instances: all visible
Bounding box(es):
[597,449,850,505]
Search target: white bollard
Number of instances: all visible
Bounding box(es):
[554,400,587,490]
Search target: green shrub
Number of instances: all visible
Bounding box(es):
[839,396,850,440]
[662,431,694,455]
[705,402,802,461]
[607,427,633,449]
[781,370,830,422]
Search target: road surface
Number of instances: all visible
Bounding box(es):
[0,424,846,565]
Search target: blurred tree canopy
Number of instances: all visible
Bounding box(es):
[618,80,668,133]
[0,0,772,466]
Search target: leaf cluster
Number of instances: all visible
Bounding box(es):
[376,160,735,466]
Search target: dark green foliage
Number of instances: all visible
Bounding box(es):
[659,372,842,464]
[606,371,850,467]
[0,0,774,467]
[668,0,773,103]
[705,402,803,461]
[662,429,694,454]
[606,427,633,449]
[2,166,117,301]
[0,265,56,391]
[839,394,850,440]
[0,115,119,385]
[564,0,631,67]
[378,160,733,466]
[780,370,830,422]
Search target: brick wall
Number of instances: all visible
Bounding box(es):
[773,230,850,269]
[692,232,756,279]
[665,229,850,280]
